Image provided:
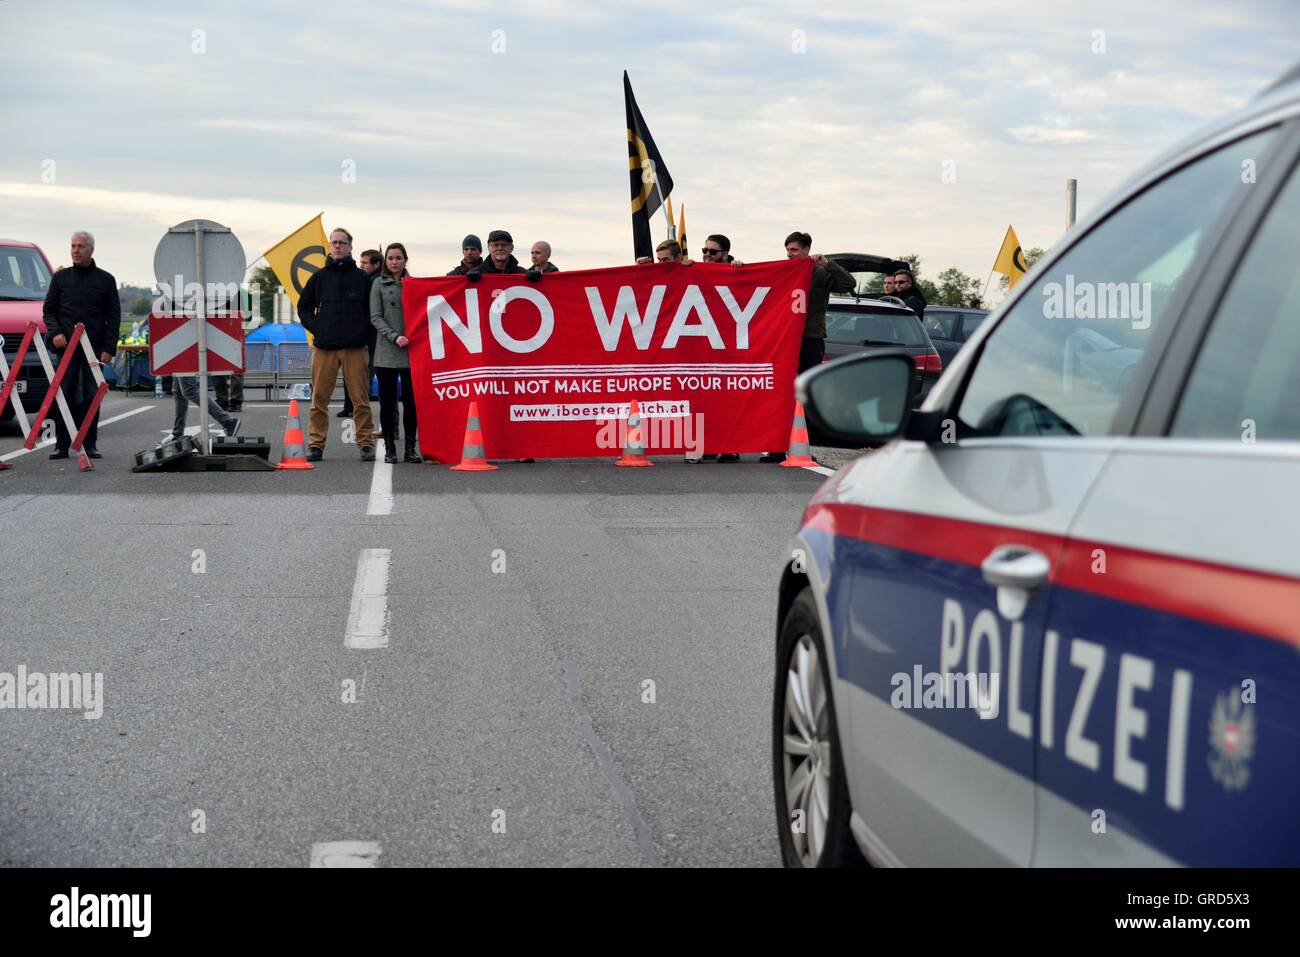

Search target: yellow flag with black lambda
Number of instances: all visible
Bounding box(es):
[264,213,328,307]
[625,71,674,261]
[993,225,1028,289]
[677,203,687,259]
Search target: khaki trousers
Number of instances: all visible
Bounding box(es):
[309,346,375,449]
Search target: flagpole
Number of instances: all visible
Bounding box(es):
[981,268,995,305]
[652,174,674,241]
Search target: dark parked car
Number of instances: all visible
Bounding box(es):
[920,305,989,369]
[824,296,942,405]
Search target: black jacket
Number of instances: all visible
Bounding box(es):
[477,254,528,275]
[298,256,372,349]
[447,257,484,276]
[42,260,121,357]
[540,262,559,273]
[897,288,927,319]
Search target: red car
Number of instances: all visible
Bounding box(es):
[0,239,54,422]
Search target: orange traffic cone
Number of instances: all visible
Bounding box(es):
[450,401,498,471]
[615,399,653,467]
[780,401,817,467]
[276,398,314,470]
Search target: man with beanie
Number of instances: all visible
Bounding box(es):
[448,235,484,276]
[297,227,376,462]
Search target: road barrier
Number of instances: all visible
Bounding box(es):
[243,341,276,397]
[0,321,106,472]
[275,343,313,398]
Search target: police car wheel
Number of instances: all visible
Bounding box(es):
[773,588,865,867]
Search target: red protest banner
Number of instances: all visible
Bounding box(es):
[404,258,812,463]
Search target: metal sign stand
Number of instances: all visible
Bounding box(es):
[173,220,231,454]
[135,218,274,472]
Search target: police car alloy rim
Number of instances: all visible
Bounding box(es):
[783,633,832,866]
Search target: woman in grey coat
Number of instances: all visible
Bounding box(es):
[369,242,421,463]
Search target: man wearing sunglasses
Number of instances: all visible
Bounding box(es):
[695,234,744,462]
[297,227,377,462]
[700,234,739,265]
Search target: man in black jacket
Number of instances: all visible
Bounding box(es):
[41,231,118,459]
[447,235,483,276]
[477,229,530,276]
[297,227,376,461]
[530,241,559,273]
[891,267,928,320]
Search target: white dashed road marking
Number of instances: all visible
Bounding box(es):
[0,404,153,462]
[309,841,382,867]
[367,455,393,515]
[345,548,391,649]
[803,465,835,476]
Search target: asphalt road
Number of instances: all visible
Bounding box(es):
[0,394,840,867]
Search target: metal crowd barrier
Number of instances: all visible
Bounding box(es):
[229,341,315,400]
[243,342,276,399]
[273,342,313,399]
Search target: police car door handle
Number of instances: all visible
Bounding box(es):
[982,545,1051,621]
[981,545,1050,590]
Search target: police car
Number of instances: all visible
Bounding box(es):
[774,62,1300,867]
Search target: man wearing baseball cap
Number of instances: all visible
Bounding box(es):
[447,235,484,276]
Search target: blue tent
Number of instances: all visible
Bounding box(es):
[246,322,307,343]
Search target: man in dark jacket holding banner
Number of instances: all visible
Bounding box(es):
[475,230,531,277]
[447,235,484,276]
[298,227,376,461]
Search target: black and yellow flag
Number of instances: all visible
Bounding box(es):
[625,71,674,261]
[264,213,328,306]
[993,225,1028,289]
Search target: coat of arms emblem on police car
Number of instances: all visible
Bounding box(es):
[1208,690,1255,791]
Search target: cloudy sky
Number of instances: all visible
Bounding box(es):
[2,0,1296,294]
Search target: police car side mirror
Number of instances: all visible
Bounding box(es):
[797,352,914,448]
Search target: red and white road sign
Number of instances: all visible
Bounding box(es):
[149,313,245,375]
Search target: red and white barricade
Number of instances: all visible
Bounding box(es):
[148,312,245,376]
[0,321,109,472]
